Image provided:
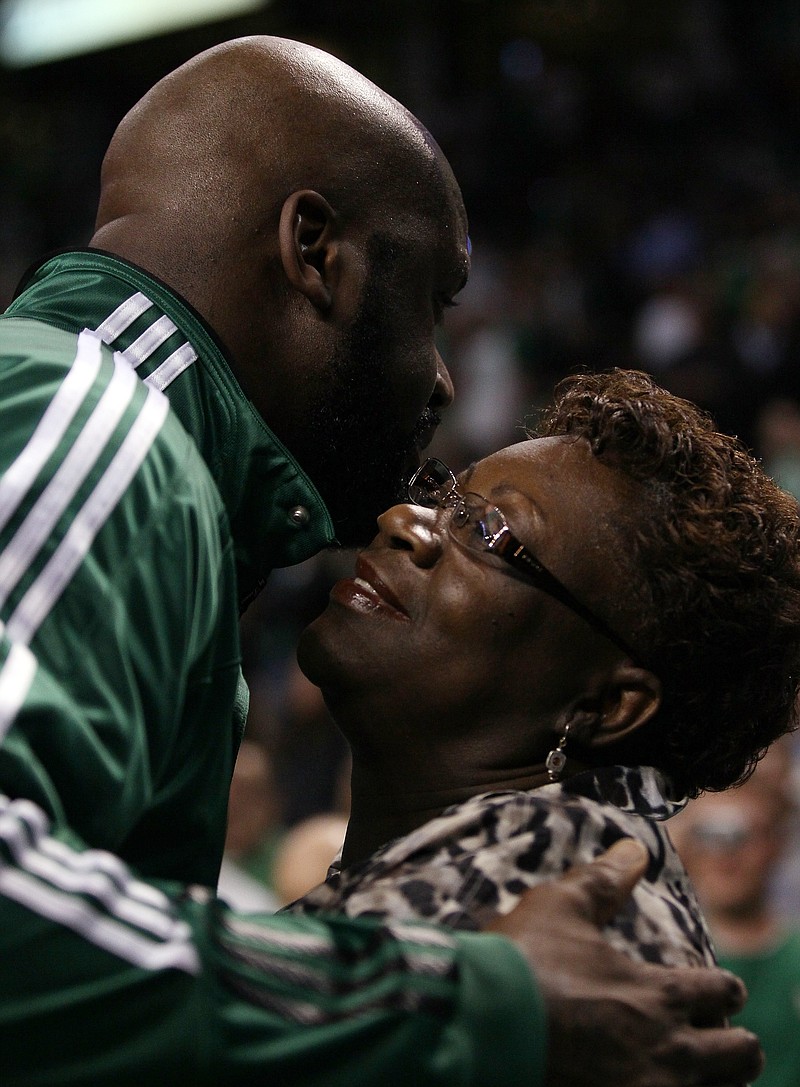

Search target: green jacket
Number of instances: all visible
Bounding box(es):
[0,250,544,1085]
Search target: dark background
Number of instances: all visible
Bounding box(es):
[4,0,800,833]
[4,1,800,451]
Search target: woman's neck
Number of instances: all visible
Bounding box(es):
[341,759,559,868]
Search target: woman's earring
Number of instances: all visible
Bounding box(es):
[545,723,570,782]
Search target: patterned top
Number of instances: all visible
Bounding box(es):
[289,765,717,967]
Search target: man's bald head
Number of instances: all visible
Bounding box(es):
[90,36,469,550]
[93,36,458,297]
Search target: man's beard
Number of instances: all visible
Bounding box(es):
[304,260,437,547]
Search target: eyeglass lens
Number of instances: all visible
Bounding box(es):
[408,461,505,552]
[407,459,457,507]
[451,495,506,550]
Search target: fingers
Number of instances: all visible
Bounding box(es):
[661,1025,763,1086]
[482,842,761,1087]
[660,967,748,1024]
[550,838,650,928]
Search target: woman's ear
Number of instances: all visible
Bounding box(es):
[278,189,337,312]
[588,664,662,748]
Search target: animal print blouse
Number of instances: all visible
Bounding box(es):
[287,765,716,967]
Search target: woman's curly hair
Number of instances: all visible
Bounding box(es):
[534,369,800,797]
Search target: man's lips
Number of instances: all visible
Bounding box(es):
[329,556,410,619]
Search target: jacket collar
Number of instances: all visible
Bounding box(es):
[5,249,336,604]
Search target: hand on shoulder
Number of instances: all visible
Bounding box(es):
[487,839,763,1087]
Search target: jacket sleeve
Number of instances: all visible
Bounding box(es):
[0,772,545,1086]
[0,335,244,886]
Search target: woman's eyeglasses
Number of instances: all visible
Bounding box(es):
[407,457,638,661]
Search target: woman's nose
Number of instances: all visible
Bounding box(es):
[376,502,444,568]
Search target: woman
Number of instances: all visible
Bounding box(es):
[288,370,800,966]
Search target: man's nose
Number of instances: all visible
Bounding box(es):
[431,351,455,412]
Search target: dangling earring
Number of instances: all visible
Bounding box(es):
[545,723,570,782]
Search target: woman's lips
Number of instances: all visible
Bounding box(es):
[329,558,410,620]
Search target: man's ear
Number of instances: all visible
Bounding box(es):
[581,665,662,748]
[278,190,338,312]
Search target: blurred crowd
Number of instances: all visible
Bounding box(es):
[4,3,800,1070]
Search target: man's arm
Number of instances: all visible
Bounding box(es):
[0,772,759,1085]
[489,838,763,1087]
[0,785,543,1087]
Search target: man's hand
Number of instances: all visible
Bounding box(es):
[486,839,763,1087]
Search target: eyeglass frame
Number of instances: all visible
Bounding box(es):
[407,457,639,662]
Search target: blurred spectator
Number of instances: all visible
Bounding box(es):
[218,739,282,912]
[266,658,351,829]
[671,739,800,1087]
[756,398,800,502]
[272,813,349,907]
[441,320,527,465]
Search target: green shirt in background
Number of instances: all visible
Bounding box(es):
[720,931,800,1087]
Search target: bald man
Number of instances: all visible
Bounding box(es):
[0,36,760,1087]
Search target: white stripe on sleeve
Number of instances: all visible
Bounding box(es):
[118,314,178,370]
[145,342,198,391]
[0,355,139,613]
[6,386,170,645]
[0,330,103,537]
[93,292,153,343]
[0,640,36,743]
[0,796,200,973]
